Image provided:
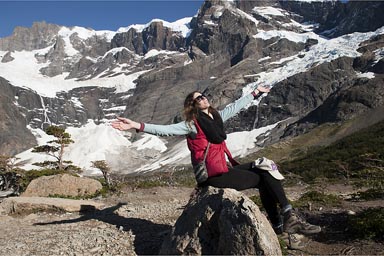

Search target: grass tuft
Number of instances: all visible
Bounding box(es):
[348,207,384,241]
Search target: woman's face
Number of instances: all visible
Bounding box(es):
[193,92,210,110]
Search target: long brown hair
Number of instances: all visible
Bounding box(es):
[183,91,217,122]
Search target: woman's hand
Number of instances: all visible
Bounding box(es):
[255,85,271,94]
[111,117,140,131]
[257,85,270,93]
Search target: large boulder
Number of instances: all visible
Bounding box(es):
[0,196,105,215]
[22,174,102,197]
[160,186,282,255]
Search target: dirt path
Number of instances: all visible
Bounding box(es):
[0,187,192,256]
[0,185,383,255]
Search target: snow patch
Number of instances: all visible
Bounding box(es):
[226,122,280,158]
[244,26,384,97]
[254,29,319,43]
[0,49,149,97]
[63,121,132,174]
[118,17,193,38]
[102,47,134,58]
[253,6,286,17]
[144,49,179,59]
[356,72,375,79]
[132,134,167,153]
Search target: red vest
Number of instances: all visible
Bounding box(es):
[186,119,239,177]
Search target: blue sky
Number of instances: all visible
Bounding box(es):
[1,1,203,38]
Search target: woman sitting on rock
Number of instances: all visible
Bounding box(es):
[111,85,321,249]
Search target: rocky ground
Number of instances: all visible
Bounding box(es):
[0,184,383,256]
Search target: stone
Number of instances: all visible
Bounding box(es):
[1,51,14,63]
[160,186,281,255]
[0,196,104,214]
[22,174,102,197]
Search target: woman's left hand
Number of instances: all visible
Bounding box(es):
[255,85,271,94]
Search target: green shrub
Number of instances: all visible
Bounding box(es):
[280,120,384,183]
[350,188,384,201]
[348,208,384,241]
[126,166,196,189]
[249,195,263,210]
[293,190,342,208]
[277,236,289,255]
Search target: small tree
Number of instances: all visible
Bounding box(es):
[0,155,22,192]
[92,160,113,187]
[0,155,20,173]
[32,125,74,170]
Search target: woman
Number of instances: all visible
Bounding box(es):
[111,85,320,247]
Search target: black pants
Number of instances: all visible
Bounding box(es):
[204,162,289,226]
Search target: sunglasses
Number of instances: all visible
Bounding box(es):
[193,94,206,103]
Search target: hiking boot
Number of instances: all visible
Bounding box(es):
[273,223,284,235]
[279,232,306,250]
[283,211,321,235]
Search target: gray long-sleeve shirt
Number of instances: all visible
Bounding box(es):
[142,93,254,136]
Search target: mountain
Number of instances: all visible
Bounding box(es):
[0,0,383,176]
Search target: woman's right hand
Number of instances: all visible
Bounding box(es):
[111,117,141,131]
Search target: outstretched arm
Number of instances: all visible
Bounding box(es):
[111,117,194,136]
[219,85,270,122]
[111,117,141,131]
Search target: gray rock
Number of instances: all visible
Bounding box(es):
[160,186,281,255]
[22,174,102,197]
[0,21,60,51]
[1,51,14,63]
[0,196,105,214]
[38,36,67,77]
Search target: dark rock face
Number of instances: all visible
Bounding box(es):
[292,76,384,124]
[73,34,111,58]
[21,87,132,129]
[0,21,60,51]
[111,21,187,55]
[39,36,67,77]
[1,51,14,63]
[279,1,384,38]
[354,34,384,74]
[160,186,281,255]
[324,1,384,38]
[225,57,357,133]
[371,59,384,74]
[37,34,112,79]
[190,1,259,64]
[66,57,96,80]
[0,75,133,155]
[0,78,36,155]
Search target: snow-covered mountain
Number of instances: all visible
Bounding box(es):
[1,0,383,176]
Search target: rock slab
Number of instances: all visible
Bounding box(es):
[0,196,105,214]
[22,174,102,197]
[160,186,282,255]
